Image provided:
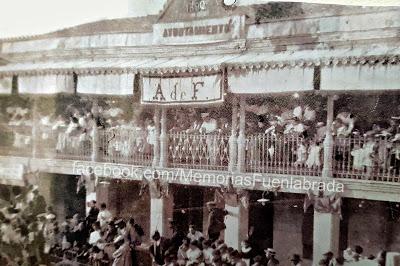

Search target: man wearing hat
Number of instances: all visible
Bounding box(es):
[290,254,302,266]
[206,201,228,242]
[264,248,279,266]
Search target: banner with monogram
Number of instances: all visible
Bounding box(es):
[141,73,224,105]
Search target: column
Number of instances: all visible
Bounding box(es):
[96,181,111,212]
[159,107,168,168]
[91,126,100,162]
[313,211,340,264]
[236,96,247,173]
[31,97,39,158]
[322,95,335,178]
[153,108,161,167]
[91,99,100,162]
[224,195,249,250]
[150,194,174,238]
[228,96,238,172]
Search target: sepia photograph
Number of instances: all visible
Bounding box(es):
[0,0,400,265]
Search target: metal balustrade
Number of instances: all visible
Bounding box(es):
[333,136,400,182]
[245,134,322,176]
[168,133,230,170]
[2,124,400,182]
[99,128,153,166]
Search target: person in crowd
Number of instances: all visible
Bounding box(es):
[187,224,203,242]
[104,221,118,243]
[55,250,79,266]
[322,251,334,266]
[186,240,202,265]
[240,240,256,266]
[202,239,214,265]
[315,122,326,142]
[149,231,168,266]
[112,235,131,266]
[126,218,144,266]
[252,255,264,266]
[97,203,112,229]
[87,200,100,228]
[231,250,247,266]
[353,245,364,262]
[206,202,228,242]
[290,254,302,266]
[177,237,190,265]
[89,221,102,246]
[264,248,279,266]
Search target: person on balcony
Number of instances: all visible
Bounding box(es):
[294,140,307,167]
[351,143,364,172]
[306,139,322,170]
[200,113,218,165]
[362,137,376,179]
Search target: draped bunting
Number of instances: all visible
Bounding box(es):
[77,73,134,95]
[0,76,12,94]
[321,64,400,91]
[18,75,74,94]
[228,67,315,94]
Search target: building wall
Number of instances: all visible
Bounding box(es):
[105,179,151,241]
[273,195,305,266]
[37,173,86,221]
[345,199,400,257]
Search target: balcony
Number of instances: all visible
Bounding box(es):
[1,124,399,183]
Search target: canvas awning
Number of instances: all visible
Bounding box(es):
[225,46,400,93]
[77,73,134,95]
[0,45,398,95]
[0,76,12,94]
[18,74,74,94]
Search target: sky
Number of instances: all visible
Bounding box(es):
[0,0,400,39]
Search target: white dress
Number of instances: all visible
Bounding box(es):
[306,144,322,168]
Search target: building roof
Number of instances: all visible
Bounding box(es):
[1,2,398,43]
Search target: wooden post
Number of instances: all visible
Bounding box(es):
[322,95,335,178]
[153,108,161,167]
[229,96,238,172]
[159,107,168,168]
[236,96,246,173]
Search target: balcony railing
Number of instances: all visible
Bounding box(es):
[1,124,400,183]
[245,134,322,177]
[168,133,230,171]
[333,136,400,182]
[99,128,153,166]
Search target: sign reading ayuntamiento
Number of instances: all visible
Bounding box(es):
[153,16,244,45]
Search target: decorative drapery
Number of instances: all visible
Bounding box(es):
[77,73,134,95]
[321,64,400,91]
[228,66,315,94]
[18,74,74,94]
[0,76,12,94]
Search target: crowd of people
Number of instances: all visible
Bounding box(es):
[0,184,391,266]
[2,100,400,175]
